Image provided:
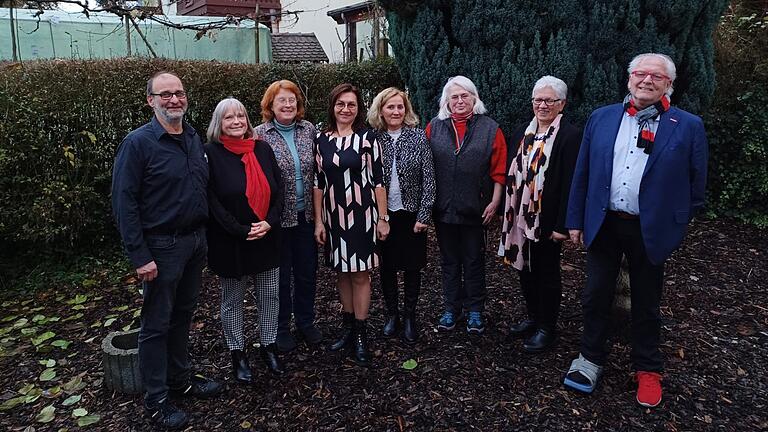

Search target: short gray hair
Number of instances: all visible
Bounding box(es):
[206,97,255,143]
[146,71,180,96]
[531,75,568,100]
[628,53,676,96]
[437,75,488,120]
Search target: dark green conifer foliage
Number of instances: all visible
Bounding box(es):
[382,0,728,132]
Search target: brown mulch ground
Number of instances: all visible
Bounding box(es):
[1,218,766,431]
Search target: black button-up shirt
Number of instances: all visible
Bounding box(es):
[111,116,209,268]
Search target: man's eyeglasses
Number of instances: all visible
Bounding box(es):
[630,71,670,82]
[531,98,562,106]
[150,91,187,100]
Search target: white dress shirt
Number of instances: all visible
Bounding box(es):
[609,113,658,214]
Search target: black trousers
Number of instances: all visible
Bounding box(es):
[581,213,664,372]
[380,210,426,316]
[517,238,562,331]
[139,228,206,405]
[435,222,487,314]
[381,268,421,315]
[278,211,318,332]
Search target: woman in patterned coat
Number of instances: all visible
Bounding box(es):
[314,83,389,367]
[498,76,581,353]
[367,87,435,343]
[255,80,321,353]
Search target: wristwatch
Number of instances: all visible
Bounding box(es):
[378,214,390,222]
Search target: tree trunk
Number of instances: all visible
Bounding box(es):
[102,329,143,394]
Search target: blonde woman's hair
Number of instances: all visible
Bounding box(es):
[367,87,420,130]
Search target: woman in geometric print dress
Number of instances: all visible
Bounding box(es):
[313,83,389,367]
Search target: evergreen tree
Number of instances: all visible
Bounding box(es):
[381,0,728,132]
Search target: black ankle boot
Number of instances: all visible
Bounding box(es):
[402,312,418,344]
[260,343,285,375]
[231,349,253,384]
[328,311,355,351]
[352,319,372,367]
[382,312,399,338]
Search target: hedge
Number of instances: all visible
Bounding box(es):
[0,57,404,274]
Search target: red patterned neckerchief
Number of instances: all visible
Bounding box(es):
[623,94,670,155]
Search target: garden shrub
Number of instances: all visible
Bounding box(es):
[704,4,768,227]
[0,57,403,285]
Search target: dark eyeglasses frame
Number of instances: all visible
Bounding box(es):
[150,91,187,100]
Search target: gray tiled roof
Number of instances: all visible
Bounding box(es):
[271,33,329,63]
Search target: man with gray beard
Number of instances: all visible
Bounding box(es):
[112,72,222,430]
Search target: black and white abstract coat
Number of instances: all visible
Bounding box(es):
[376,127,436,225]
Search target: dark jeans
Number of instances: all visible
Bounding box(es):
[139,228,206,405]
[580,213,665,372]
[278,211,318,332]
[435,222,487,314]
[517,238,562,331]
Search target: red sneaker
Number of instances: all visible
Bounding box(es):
[635,371,663,407]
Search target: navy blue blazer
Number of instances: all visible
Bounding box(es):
[565,103,708,265]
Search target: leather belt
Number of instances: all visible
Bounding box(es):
[608,210,639,220]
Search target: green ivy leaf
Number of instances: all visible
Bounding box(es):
[62,395,81,406]
[62,313,84,322]
[67,294,88,305]
[402,359,418,370]
[72,407,88,417]
[62,375,86,393]
[51,339,71,349]
[77,414,101,427]
[0,395,26,411]
[43,385,62,398]
[35,405,56,423]
[32,331,56,346]
[39,359,56,368]
[39,368,56,381]
[103,318,117,327]
[12,318,29,329]
[18,383,36,395]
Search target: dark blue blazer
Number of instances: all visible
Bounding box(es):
[565,103,708,265]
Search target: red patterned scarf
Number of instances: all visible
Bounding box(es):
[624,94,670,155]
[220,136,271,220]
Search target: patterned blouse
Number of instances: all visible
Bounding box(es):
[255,119,317,227]
[376,127,436,225]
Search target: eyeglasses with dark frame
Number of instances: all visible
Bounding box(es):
[531,98,562,106]
[150,91,187,100]
[630,71,671,82]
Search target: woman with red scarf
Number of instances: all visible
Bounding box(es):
[205,98,284,384]
[426,76,507,335]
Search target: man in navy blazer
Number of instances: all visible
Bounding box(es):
[562,53,708,408]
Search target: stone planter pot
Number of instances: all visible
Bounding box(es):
[102,328,143,394]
